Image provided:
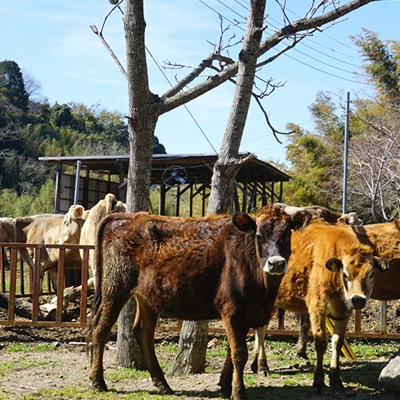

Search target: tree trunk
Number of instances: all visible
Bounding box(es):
[168,319,209,375]
[116,0,159,370]
[170,0,267,376]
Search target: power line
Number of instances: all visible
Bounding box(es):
[199,0,372,86]
[146,46,218,153]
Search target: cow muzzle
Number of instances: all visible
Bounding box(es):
[350,295,368,309]
[264,256,288,275]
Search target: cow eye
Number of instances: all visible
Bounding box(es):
[369,271,375,280]
[342,271,348,281]
[256,233,262,243]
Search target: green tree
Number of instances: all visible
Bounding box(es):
[351,29,400,103]
[284,92,345,209]
[0,60,29,112]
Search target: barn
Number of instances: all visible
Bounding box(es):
[39,152,290,215]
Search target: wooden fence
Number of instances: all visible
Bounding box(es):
[0,242,399,340]
[0,242,92,328]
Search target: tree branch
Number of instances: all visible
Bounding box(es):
[252,95,293,144]
[90,25,128,79]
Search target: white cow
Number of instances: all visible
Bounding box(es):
[56,194,125,308]
[26,205,86,291]
[79,193,126,288]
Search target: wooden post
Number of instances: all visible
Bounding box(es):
[380,300,387,334]
[8,248,17,322]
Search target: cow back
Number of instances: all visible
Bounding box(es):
[95,212,266,321]
[351,220,400,300]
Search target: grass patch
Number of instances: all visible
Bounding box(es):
[0,358,62,377]
[7,342,57,353]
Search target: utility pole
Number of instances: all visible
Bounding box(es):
[342,91,350,214]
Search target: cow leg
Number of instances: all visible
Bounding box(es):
[250,325,269,375]
[309,310,328,393]
[329,318,347,390]
[133,295,173,395]
[219,344,233,397]
[221,317,249,400]
[296,313,310,359]
[90,289,132,391]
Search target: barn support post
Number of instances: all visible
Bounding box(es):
[189,183,194,217]
[270,179,275,204]
[73,160,82,205]
[118,161,126,202]
[82,168,90,208]
[279,181,283,202]
[176,186,181,216]
[159,182,166,215]
[54,163,62,213]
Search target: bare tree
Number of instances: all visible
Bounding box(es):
[347,108,400,222]
[93,0,376,371]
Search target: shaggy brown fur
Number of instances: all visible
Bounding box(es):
[87,205,310,400]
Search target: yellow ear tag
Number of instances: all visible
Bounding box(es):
[330,262,341,273]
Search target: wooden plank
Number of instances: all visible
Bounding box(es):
[79,248,89,324]
[31,247,41,323]
[56,248,66,323]
[7,248,17,322]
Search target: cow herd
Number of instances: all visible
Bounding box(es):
[0,193,125,295]
[1,199,400,399]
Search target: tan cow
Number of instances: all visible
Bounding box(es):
[1,214,61,271]
[25,205,86,290]
[251,221,388,392]
[286,219,400,361]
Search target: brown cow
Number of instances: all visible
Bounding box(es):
[250,221,388,392]
[87,205,311,399]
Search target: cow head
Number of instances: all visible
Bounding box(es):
[337,212,363,226]
[326,245,389,309]
[58,204,86,244]
[233,205,311,275]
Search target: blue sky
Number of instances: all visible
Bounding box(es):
[1,1,400,165]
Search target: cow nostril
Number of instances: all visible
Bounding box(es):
[351,295,367,309]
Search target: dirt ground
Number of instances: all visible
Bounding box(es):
[0,299,400,399]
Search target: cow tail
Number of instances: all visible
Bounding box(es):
[87,214,113,347]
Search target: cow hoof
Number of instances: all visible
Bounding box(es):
[92,380,108,392]
[296,350,308,360]
[154,382,173,395]
[250,359,258,374]
[329,380,345,391]
[218,382,232,399]
[250,359,269,376]
[313,382,326,394]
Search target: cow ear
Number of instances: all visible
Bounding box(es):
[72,205,85,219]
[374,257,390,272]
[292,210,311,230]
[326,258,343,273]
[232,212,256,232]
